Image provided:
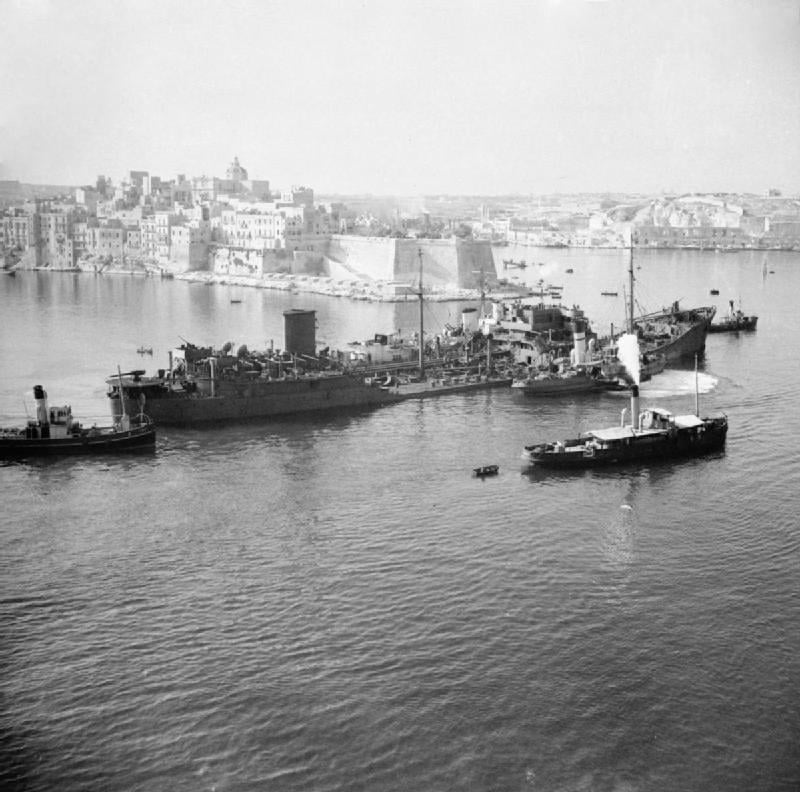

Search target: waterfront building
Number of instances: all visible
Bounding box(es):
[124,227,142,260]
[170,222,210,272]
[216,200,311,253]
[762,217,800,248]
[633,224,750,248]
[155,211,178,265]
[0,207,35,253]
[71,221,89,261]
[218,204,282,251]
[36,203,80,268]
[139,216,157,262]
[86,223,125,262]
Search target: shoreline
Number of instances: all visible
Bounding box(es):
[11,262,535,304]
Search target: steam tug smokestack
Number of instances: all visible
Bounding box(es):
[572,318,586,365]
[630,385,640,430]
[33,385,48,425]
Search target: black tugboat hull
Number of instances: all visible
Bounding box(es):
[708,317,758,333]
[0,424,155,459]
[523,421,727,469]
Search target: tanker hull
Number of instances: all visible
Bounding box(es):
[110,374,400,426]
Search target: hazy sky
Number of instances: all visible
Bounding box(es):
[1,0,798,195]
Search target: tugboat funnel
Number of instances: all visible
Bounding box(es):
[630,385,640,430]
[33,385,48,425]
[572,318,586,365]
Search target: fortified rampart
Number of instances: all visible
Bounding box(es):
[325,236,396,281]
[323,236,497,288]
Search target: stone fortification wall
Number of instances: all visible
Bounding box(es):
[291,250,326,275]
[326,235,397,282]
[394,239,454,286]
[209,236,500,286]
[326,235,497,287]
[213,246,314,276]
[455,240,497,289]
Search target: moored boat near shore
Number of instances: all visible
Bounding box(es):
[1,385,155,459]
[708,300,758,333]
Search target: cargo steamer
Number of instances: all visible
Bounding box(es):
[608,239,715,363]
[634,301,716,362]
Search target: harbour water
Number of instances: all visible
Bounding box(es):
[2,247,799,791]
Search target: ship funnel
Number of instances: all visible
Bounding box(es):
[283,309,316,357]
[461,307,478,333]
[33,385,49,424]
[630,385,640,430]
[572,318,586,365]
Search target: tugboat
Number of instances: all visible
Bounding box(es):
[521,342,727,469]
[708,300,758,333]
[1,385,155,459]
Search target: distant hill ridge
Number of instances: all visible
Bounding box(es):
[0,181,74,201]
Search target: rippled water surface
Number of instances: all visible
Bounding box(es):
[2,249,799,791]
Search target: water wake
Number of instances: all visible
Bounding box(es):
[643,370,717,397]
